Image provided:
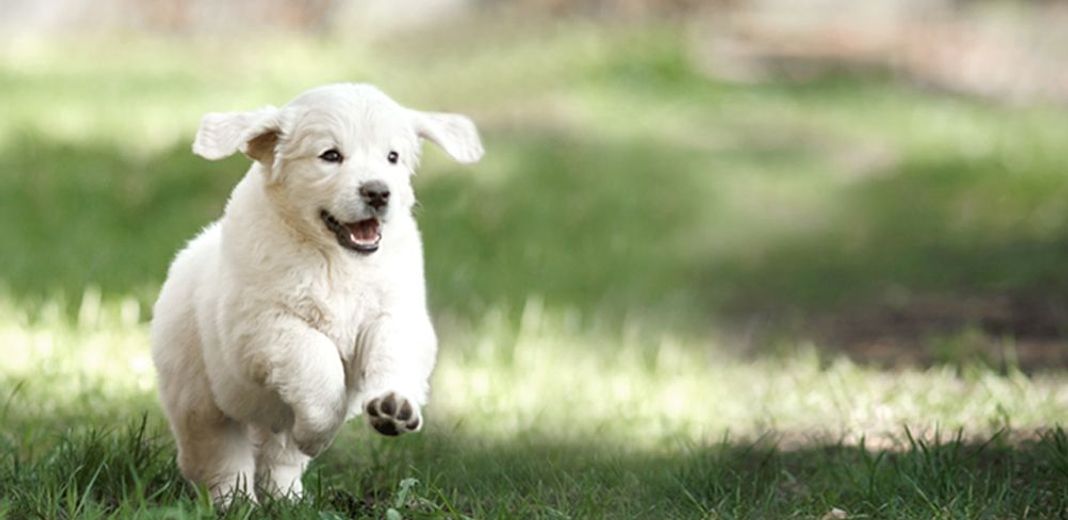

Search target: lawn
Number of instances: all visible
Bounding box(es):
[2,18,1068,518]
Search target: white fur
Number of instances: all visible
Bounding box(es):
[150,83,482,505]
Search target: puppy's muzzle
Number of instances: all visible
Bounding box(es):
[359,180,390,212]
[321,210,382,254]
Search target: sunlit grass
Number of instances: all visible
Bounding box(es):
[4,292,1066,445]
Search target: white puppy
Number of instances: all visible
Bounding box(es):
[150,83,482,504]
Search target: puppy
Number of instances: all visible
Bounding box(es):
[150,83,483,505]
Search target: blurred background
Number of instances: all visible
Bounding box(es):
[5,0,1068,367]
[2,0,1068,516]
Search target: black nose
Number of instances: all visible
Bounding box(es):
[359,181,390,210]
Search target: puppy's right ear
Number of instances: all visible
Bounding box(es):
[192,106,280,164]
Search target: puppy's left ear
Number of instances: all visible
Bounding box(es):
[412,111,484,164]
[193,106,281,164]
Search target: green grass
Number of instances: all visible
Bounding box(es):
[3,17,1068,518]
[6,419,1068,518]
[4,300,1068,517]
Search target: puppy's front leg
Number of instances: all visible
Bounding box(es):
[355,312,437,436]
[256,316,347,457]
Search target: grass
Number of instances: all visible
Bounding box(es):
[2,15,1068,518]
[7,420,1068,518]
[4,299,1068,517]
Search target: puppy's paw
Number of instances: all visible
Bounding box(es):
[363,392,422,437]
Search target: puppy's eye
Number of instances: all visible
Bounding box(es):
[319,149,343,163]
[387,151,399,164]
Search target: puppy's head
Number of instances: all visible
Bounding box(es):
[192,83,483,255]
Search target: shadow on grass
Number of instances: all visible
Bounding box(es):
[418,129,718,328]
[707,153,1068,368]
[0,129,718,329]
[715,156,1068,311]
[0,136,242,308]
[3,418,1067,518]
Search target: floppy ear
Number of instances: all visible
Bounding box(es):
[412,111,484,164]
[192,106,280,164]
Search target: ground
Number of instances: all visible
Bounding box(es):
[1,18,1068,518]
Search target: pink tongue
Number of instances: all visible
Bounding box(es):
[346,219,379,243]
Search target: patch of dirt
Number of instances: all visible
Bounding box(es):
[803,294,1068,371]
[731,426,1050,453]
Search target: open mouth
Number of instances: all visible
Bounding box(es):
[320,210,381,254]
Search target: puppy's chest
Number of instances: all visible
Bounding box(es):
[286,274,385,351]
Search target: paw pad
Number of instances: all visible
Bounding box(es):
[364,392,422,437]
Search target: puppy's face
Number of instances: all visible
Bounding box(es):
[192,83,483,255]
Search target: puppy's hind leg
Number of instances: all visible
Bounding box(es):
[170,401,257,507]
[252,426,310,500]
[154,324,256,506]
